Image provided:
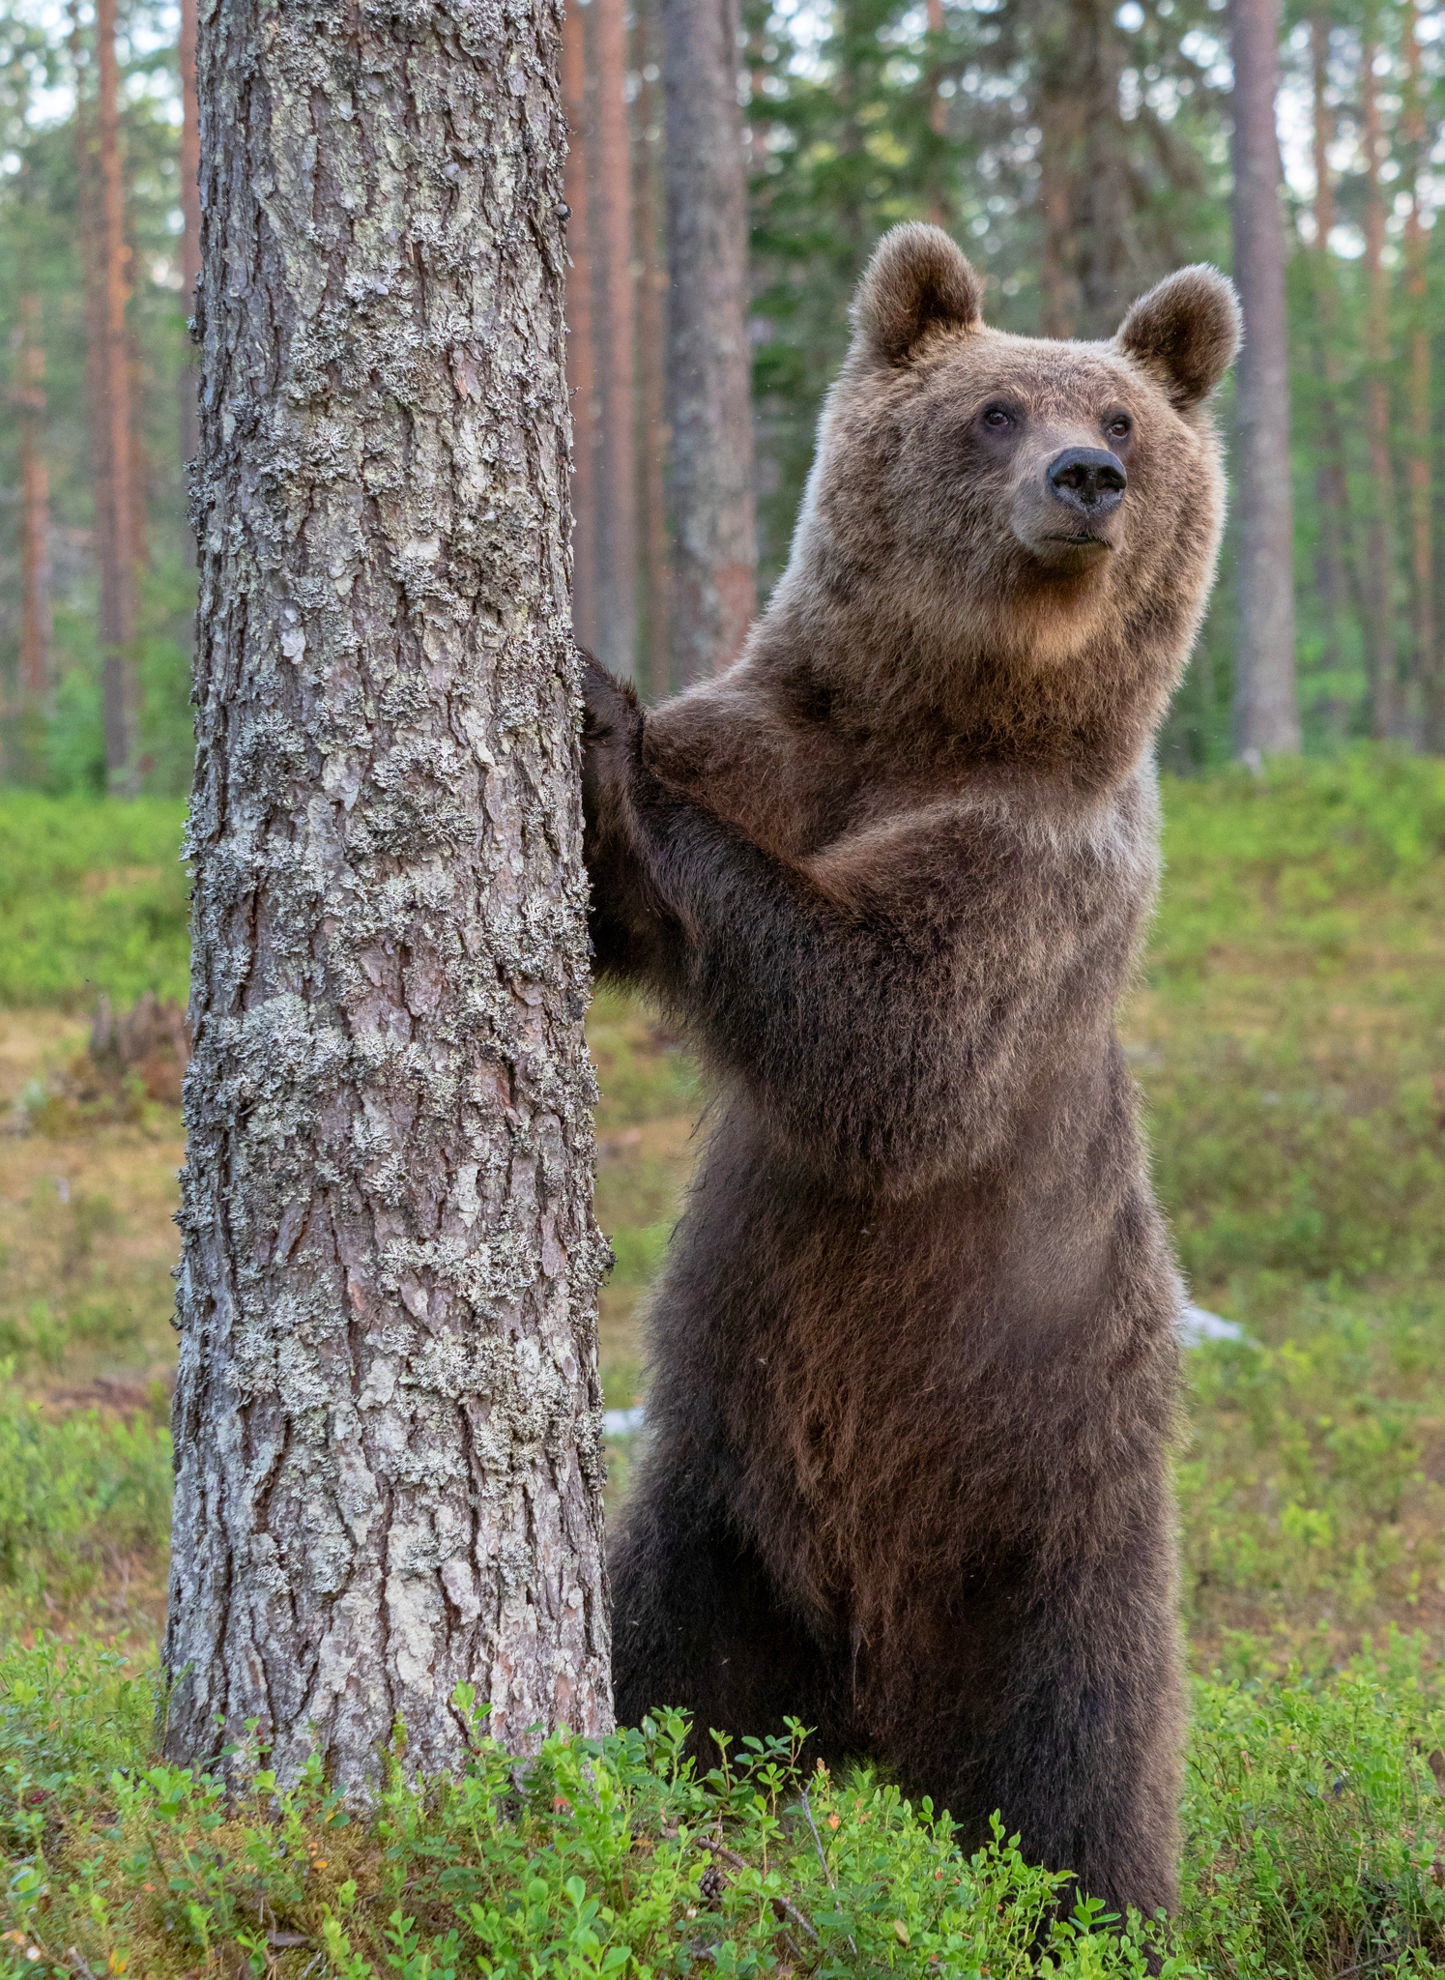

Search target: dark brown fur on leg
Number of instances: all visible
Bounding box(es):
[584,225,1239,1920]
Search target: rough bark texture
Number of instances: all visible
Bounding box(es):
[15,291,52,703]
[1229,0,1300,758]
[563,0,599,658]
[662,0,757,682]
[590,0,639,678]
[164,0,613,1795]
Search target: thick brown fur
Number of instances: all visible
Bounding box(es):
[583,224,1240,1924]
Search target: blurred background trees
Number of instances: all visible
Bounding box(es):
[2,0,1444,778]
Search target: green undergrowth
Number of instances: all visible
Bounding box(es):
[0,1378,171,1614]
[6,1634,1445,1980]
[0,795,189,1010]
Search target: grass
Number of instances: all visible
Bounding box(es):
[0,794,189,1011]
[0,750,1443,1975]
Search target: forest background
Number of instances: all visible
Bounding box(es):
[2,0,1445,774]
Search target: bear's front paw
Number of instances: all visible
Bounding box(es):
[580,651,642,751]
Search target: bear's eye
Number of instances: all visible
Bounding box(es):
[980,402,1019,433]
[1104,411,1133,443]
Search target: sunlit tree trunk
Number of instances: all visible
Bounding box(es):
[663,0,757,680]
[1401,0,1436,750]
[74,0,140,791]
[15,292,52,711]
[1229,0,1300,757]
[563,0,600,658]
[164,0,612,1797]
[1360,33,1399,742]
[591,0,639,677]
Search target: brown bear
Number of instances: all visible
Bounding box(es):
[581,222,1240,1922]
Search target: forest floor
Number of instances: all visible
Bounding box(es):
[2,756,1445,1977]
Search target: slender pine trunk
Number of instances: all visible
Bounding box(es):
[591,0,639,677]
[563,0,600,659]
[634,0,673,699]
[178,0,201,472]
[662,0,757,680]
[1401,0,1437,749]
[164,0,612,1796]
[94,0,139,790]
[15,291,52,709]
[1361,34,1399,742]
[1308,12,1349,682]
[1229,0,1300,757]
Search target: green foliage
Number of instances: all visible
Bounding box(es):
[0,793,188,1007]
[6,1642,1445,1978]
[0,1375,170,1605]
[1184,1639,1445,1977]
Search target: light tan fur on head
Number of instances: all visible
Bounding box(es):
[754,225,1240,778]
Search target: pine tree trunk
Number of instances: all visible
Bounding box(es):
[662,0,757,681]
[924,0,952,228]
[178,0,201,472]
[1361,36,1399,742]
[1308,11,1350,681]
[1401,0,1436,749]
[591,0,639,678]
[634,0,673,700]
[563,0,600,659]
[93,0,139,791]
[164,0,613,1796]
[15,292,52,707]
[1229,0,1300,757]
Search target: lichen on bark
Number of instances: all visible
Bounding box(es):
[165,0,612,1793]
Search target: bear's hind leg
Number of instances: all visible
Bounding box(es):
[609,1458,839,1759]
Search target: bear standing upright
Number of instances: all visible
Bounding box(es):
[582,224,1240,1920]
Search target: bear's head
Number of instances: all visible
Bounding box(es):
[772,224,1241,766]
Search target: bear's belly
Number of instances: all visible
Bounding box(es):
[643,1098,1179,1616]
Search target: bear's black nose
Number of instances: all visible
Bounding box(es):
[1046,447,1127,518]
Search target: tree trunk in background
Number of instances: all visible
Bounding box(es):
[591,0,639,677]
[1401,0,1437,750]
[663,0,757,681]
[74,0,140,792]
[15,292,52,707]
[1229,0,1300,758]
[178,0,201,471]
[165,0,612,1795]
[95,0,139,789]
[563,0,600,659]
[1361,36,1398,742]
[635,0,673,698]
[924,0,953,229]
[1308,11,1350,682]
[1031,0,1136,340]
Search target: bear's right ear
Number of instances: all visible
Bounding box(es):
[851,224,985,368]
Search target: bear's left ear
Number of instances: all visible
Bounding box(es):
[1114,265,1241,409]
[851,223,985,368]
